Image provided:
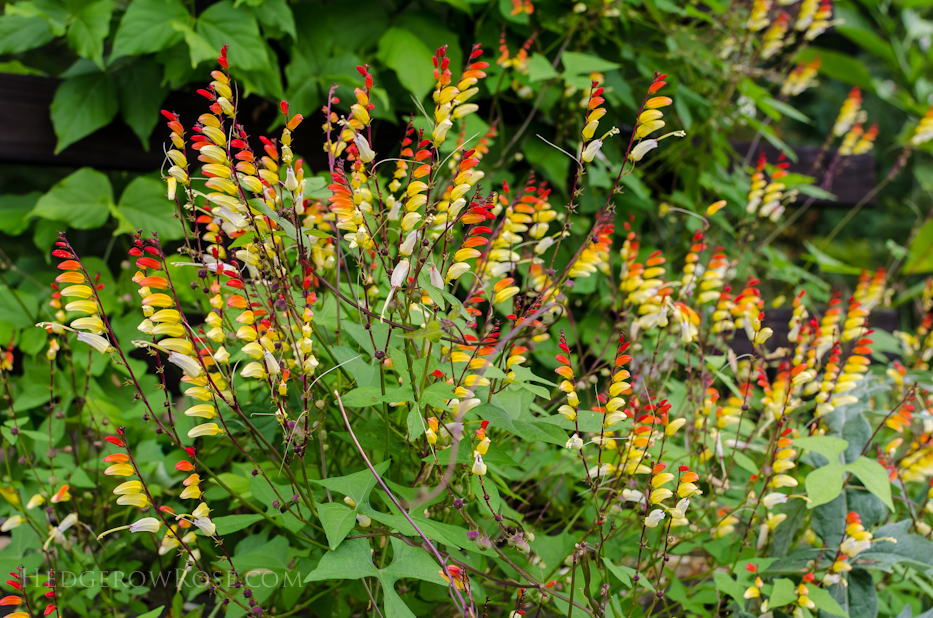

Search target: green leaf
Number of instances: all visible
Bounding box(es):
[733,451,758,474]
[763,97,812,124]
[768,578,797,608]
[422,382,455,409]
[712,572,746,605]
[253,0,296,38]
[804,241,863,275]
[561,51,620,75]
[305,537,446,618]
[603,557,632,588]
[0,192,41,236]
[793,435,849,462]
[111,0,189,58]
[212,514,265,535]
[50,71,119,153]
[312,461,391,507]
[114,58,169,149]
[812,492,847,547]
[796,184,837,201]
[65,0,112,67]
[527,53,559,82]
[135,606,166,618]
[377,27,435,100]
[844,456,894,512]
[32,168,113,229]
[339,386,383,408]
[317,502,359,549]
[806,463,845,509]
[808,583,848,616]
[113,176,185,241]
[172,20,216,67]
[284,49,322,119]
[844,569,878,618]
[196,0,269,71]
[905,219,933,273]
[0,15,55,54]
[305,537,378,582]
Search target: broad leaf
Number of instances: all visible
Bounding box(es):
[844,456,894,512]
[212,514,264,535]
[905,219,933,274]
[561,51,620,75]
[317,502,359,550]
[377,27,435,100]
[50,71,119,153]
[794,435,849,463]
[528,53,559,82]
[252,0,295,38]
[808,583,848,616]
[65,0,112,67]
[197,1,269,71]
[305,538,447,618]
[312,460,391,507]
[0,15,55,54]
[0,193,41,236]
[32,168,112,229]
[114,58,169,149]
[113,176,185,241]
[111,0,190,58]
[712,572,746,605]
[806,463,844,509]
[768,578,796,608]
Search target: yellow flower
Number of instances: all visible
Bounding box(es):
[188,423,224,438]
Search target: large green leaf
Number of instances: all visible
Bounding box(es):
[768,578,797,608]
[794,436,849,462]
[252,0,295,38]
[808,583,848,616]
[305,537,447,618]
[111,0,190,58]
[0,192,41,236]
[0,15,55,54]
[561,51,620,75]
[49,71,119,153]
[856,520,933,572]
[527,52,559,82]
[905,219,933,273]
[113,176,185,241]
[196,0,269,71]
[712,572,746,605]
[377,27,435,100]
[65,0,112,66]
[844,456,894,512]
[31,167,113,229]
[841,569,879,618]
[114,58,169,149]
[0,286,40,329]
[317,502,359,550]
[312,460,391,507]
[806,462,844,509]
[212,514,264,535]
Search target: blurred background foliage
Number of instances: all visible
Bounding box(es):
[1,0,933,312]
[1,1,933,413]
